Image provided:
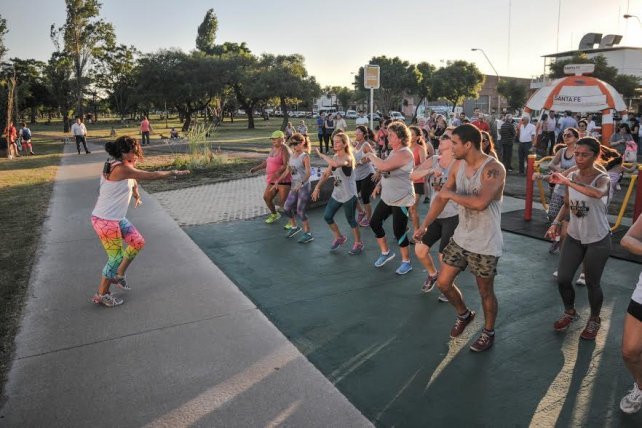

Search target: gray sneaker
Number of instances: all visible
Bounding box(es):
[91,293,124,307]
[111,274,130,290]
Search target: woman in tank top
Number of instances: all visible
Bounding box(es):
[619,214,642,414]
[353,125,377,227]
[90,136,190,307]
[249,130,291,226]
[312,132,364,255]
[546,137,611,341]
[365,121,416,275]
[410,131,459,301]
[408,126,428,240]
[273,133,314,243]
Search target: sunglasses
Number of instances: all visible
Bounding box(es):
[563,133,574,138]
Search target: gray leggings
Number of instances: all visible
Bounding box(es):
[557,234,611,316]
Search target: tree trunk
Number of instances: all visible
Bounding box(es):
[247,110,255,129]
[229,110,234,123]
[182,113,192,132]
[63,113,70,133]
[30,105,37,124]
[280,98,289,131]
[412,97,425,123]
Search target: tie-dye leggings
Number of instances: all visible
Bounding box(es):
[91,216,145,279]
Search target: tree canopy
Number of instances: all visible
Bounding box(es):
[497,78,528,112]
[431,60,485,110]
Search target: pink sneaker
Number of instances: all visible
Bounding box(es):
[330,235,347,251]
[359,217,370,227]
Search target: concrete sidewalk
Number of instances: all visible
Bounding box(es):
[0,142,371,427]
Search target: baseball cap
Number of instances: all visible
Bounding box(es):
[270,130,285,139]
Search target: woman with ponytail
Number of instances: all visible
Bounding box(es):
[90,136,190,307]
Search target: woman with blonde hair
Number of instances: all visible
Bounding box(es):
[312,132,364,254]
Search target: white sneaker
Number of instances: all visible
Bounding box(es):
[553,271,558,278]
[576,273,586,286]
[438,293,449,303]
[620,382,642,414]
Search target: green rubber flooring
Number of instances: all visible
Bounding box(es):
[184,206,642,427]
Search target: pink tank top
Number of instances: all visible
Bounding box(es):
[412,145,424,184]
[266,150,291,184]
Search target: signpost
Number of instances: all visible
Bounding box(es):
[563,64,596,76]
[364,64,380,130]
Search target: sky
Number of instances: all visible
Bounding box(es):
[1,0,642,88]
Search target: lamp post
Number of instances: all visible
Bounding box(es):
[471,48,501,114]
[624,14,642,25]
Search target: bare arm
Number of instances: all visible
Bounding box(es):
[366,149,412,172]
[621,214,642,255]
[311,166,333,201]
[548,150,563,172]
[110,163,190,181]
[410,156,435,181]
[249,159,267,173]
[550,172,609,199]
[442,159,505,211]
[413,161,459,239]
[316,149,348,168]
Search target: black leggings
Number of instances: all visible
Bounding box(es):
[356,174,376,204]
[370,200,410,247]
[322,131,333,153]
[557,234,611,316]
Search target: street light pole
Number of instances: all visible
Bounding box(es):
[471,48,501,114]
[624,14,642,25]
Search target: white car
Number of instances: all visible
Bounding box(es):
[345,110,358,119]
[389,111,405,122]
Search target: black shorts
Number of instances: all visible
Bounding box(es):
[413,182,425,195]
[421,215,459,253]
[628,300,642,322]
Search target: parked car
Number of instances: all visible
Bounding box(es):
[337,111,346,117]
[366,113,382,123]
[389,111,406,122]
[345,110,358,119]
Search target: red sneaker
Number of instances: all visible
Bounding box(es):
[580,317,601,340]
[553,311,579,331]
[470,330,495,352]
[450,310,476,338]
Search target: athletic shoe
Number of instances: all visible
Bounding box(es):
[374,252,396,267]
[470,330,495,352]
[553,270,558,278]
[553,311,579,331]
[298,232,314,244]
[395,261,412,275]
[620,383,642,414]
[348,242,364,255]
[356,211,365,223]
[423,196,430,204]
[358,217,370,227]
[438,293,449,303]
[284,223,295,231]
[265,212,281,224]
[450,310,475,338]
[421,271,438,293]
[330,235,347,251]
[580,317,601,340]
[576,273,586,286]
[91,292,123,307]
[549,240,560,254]
[111,274,130,290]
[286,226,302,238]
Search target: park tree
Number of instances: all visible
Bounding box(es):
[196,9,218,55]
[354,56,420,113]
[52,0,115,116]
[136,50,228,131]
[0,14,7,60]
[548,53,640,99]
[45,51,75,131]
[259,54,321,130]
[227,53,268,129]
[95,44,139,120]
[11,58,49,124]
[497,78,528,113]
[411,61,436,121]
[431,60,485,110]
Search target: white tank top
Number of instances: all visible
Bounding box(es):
[567,171,610,244]
[92,162,135,220]
[632,271,642,304]
[428,155,458,219]
[452,157,503,257]
[331,164,358,203]
[354,141,376,180]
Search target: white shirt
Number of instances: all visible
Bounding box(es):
[518,123,536,143]
[587,120,597,134]
[355,116,368,126]
[71,122,87,136]
[496,119,504,140]
[335,118,347,131]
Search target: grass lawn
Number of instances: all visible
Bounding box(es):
[0,129,64,398]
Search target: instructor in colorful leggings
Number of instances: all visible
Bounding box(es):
[90,136,190,307]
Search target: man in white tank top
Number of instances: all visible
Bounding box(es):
[414,124,506,352]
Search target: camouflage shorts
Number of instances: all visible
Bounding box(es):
[442,239,500,278]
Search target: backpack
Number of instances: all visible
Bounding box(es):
[22,128,31,140]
